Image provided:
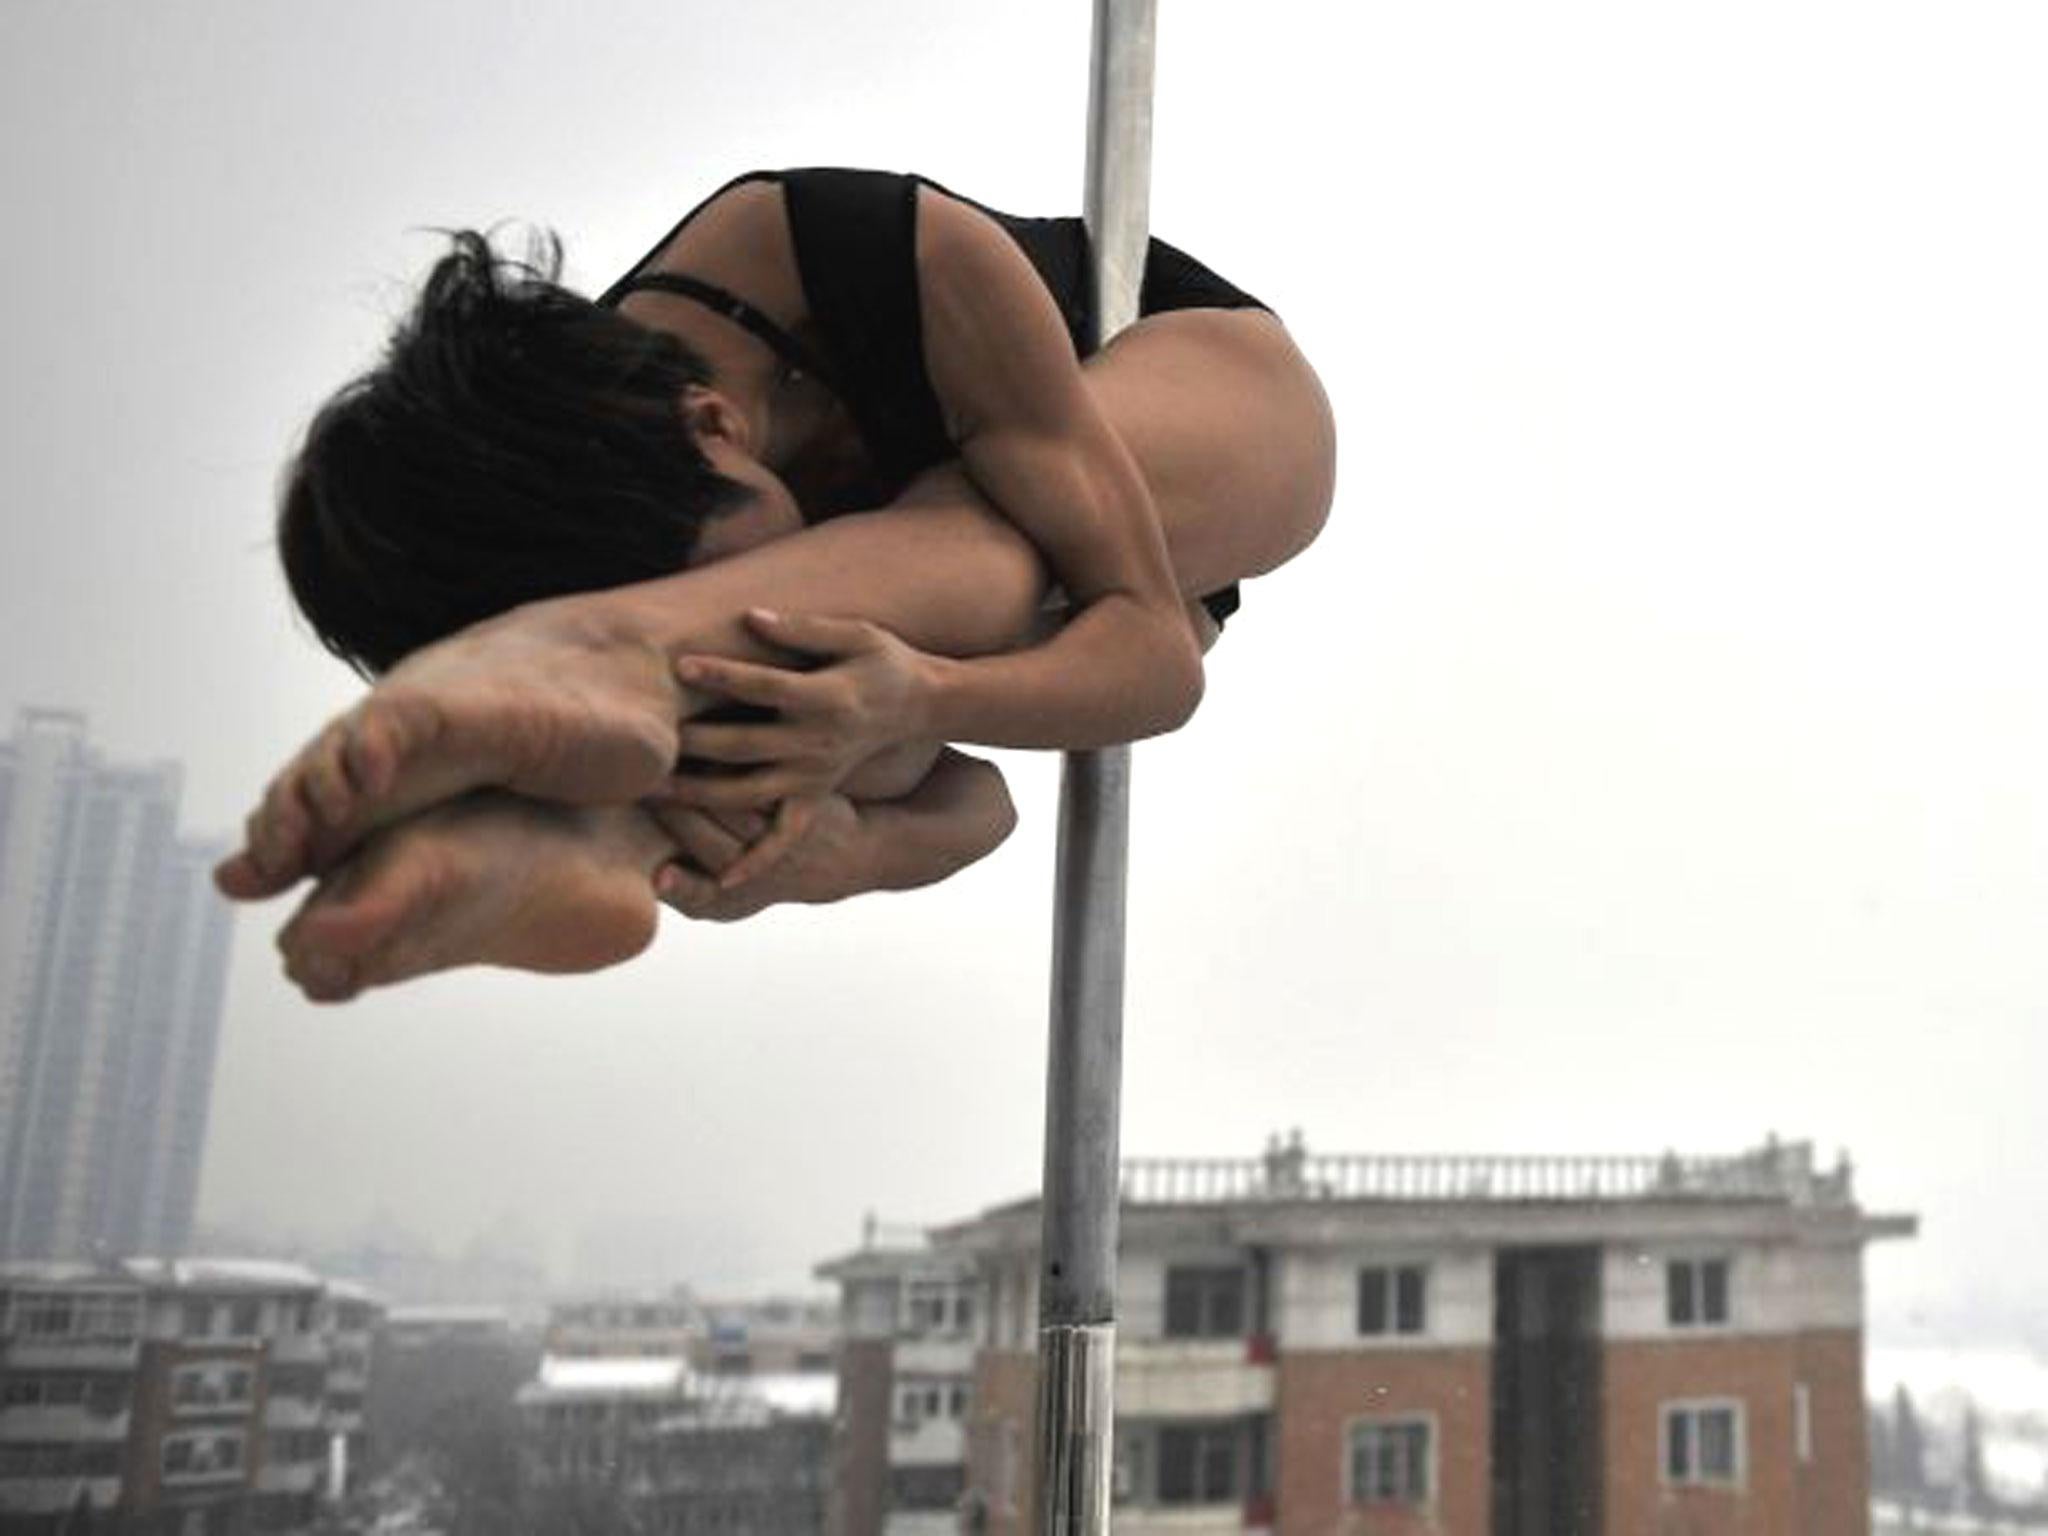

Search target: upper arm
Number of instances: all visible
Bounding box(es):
[914,189,1179,611]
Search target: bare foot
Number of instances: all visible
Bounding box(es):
[275,792,670,1004]
[219,603,684,900]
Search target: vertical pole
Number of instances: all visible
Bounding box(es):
[1035,4,1155,1535]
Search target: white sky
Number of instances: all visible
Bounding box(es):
[2,1,2043,1345]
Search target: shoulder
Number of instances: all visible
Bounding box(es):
[677,172,789,246]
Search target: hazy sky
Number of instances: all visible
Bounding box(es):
[3,2,2042,1341]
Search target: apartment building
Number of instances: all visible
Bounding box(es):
[815,1229,980,1536]
[517,1353,834,1535]
[542,1289,836,1376]
[0,1258,384,1534]
[0,708,233,1263]
[818,1136,1912,1536]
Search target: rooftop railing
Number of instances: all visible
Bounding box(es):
[1119,1139,1853,1208]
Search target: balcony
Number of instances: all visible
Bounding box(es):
[162,1463,245,1490]
[881,1513,960,1536]
[172,1395,255,1422]
[0,1404,131,1442]
[1116,1340,1274,1418]
[257,1460,324,1495]
[894,1337,976,1375]
[268,1332,329,1367]
[1113,1508,1247,1536]
[888,1415,965,1468]
[265,1397,325,1432]
[0,1477,122,1515]
[1,1339,140,1372]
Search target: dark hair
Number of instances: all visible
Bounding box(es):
[278,229,751,675]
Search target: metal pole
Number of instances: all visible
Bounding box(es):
[1035,4,1155,1535]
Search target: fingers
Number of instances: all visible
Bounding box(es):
[650,769,809,813]
[715,798,818,891]
[672,655,811,712]
[655,862,763,923]
[654,807,749,879]
[674,720,812,767]
[742,608,881,658]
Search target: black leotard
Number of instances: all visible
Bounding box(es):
[601,168,1263,624]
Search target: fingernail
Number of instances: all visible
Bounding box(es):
[654,866,682,899]
[749,607,778,623]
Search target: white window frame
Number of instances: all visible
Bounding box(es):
[1345,1413,1436,1507]
[1163,1265,1249,1340]
[1793,1382,1813,1464]
[1665,1256,1733,1330]
[1153,1421,1243,1507]
[1356,1264,1429,1338]
[1661,1398,1746,1489]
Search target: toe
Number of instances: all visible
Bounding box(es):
[304,726,355,828]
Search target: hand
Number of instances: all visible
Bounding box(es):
[666,609,934,811]
[647,792,867,922]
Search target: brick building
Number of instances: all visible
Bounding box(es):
[818,1136,1911,1536]
[0,1258,384,1534]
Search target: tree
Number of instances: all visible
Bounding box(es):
[1958,1402,1994,1520]
[1892,1385,1927,1521]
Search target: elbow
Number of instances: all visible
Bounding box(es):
[970,758,1020,858]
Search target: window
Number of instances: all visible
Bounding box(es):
[7,1290,139,1341]
[1157,1424,1240,1504]
[1793,1382,1813,1464]
[228,1299,262,1338]
[1666,1258,1730,1327]
[1357,1266,1428,1336]
[894,1378,967,1426]
[1350,1418,1432,1504]
[905,1279,973,1337]
[171,1363,255,1411]
[162,1430,245,1480]
[888,1463,965,1511]
[1164,1267,1246,1339]
[1664,1402,1743,1486]
[181,1301,214,1338]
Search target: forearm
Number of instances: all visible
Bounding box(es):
[919,597,1203,750]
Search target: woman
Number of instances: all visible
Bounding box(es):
[223,167,1335,997]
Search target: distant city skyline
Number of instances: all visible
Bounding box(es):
[0,707,234,1261]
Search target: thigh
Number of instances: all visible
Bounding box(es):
[1081,309,1337,602]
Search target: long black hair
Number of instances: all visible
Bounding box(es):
[278,230,751,675]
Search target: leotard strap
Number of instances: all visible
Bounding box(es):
[606,271,839,394]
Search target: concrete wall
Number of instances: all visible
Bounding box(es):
[1276,1249,1493,1351]
[1603,1239,1864,1339]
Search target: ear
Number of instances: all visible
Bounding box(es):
[679,386,752,452]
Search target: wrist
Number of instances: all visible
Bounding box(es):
[914,651,966,742]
